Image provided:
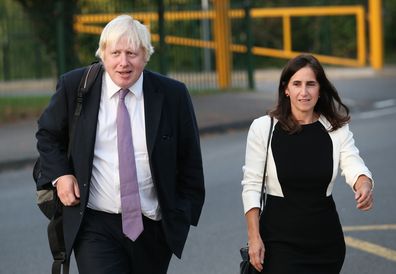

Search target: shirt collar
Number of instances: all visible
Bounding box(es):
[104,72,144,100]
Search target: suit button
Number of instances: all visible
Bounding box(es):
[80,211,83,215]
[83,183,87,187]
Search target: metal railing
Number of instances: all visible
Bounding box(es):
[74,5,370,89]
[0,0,384,91]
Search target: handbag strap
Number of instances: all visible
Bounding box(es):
[259,116,274,215]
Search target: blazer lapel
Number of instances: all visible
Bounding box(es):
[143,70,164,157]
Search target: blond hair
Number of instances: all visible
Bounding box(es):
[95,15,154,62]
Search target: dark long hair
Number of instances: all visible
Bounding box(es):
[269,54,350,133]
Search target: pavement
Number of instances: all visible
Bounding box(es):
[0,89,276,172]
[1,66,395,172]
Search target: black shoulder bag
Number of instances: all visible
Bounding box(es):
[33,62,102,274]
[240,116,274,274]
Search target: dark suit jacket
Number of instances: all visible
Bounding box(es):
[36,65,205,259]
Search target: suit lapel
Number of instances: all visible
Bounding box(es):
[143,70,164,157]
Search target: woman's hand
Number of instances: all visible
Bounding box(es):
[248,235,265,272]
[245,208,265,272]
[354,176,373,211]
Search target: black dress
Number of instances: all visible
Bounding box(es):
[260,121,345,274]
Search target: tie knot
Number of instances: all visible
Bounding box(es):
[119,89,129,100]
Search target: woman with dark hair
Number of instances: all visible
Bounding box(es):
[241,54,374,273]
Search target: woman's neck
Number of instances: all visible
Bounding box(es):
[293,112,319,125]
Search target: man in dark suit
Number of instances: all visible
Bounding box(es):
[36,15,205,274]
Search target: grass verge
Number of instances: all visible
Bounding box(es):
[0,95,50,124]
[0,87,251,124]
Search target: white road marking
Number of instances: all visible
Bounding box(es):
[355,106,396,119]
[373,99,396,109]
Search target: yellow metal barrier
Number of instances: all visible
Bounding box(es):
[75,5,376,88]
[213,0,232,89]
[369,0,383,69]
[229,6,366,67]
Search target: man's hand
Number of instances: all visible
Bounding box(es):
[56,175,80,206]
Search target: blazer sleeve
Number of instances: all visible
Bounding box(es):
[241,115,271,214]
[338,123,374,190]
[35,71,81,188]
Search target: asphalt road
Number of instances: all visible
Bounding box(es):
[1,75,396,273]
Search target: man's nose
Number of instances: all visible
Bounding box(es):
[120,53,128,66]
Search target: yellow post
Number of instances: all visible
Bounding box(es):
[356,6,366,66]
[369,0,383,69]
[283,15,292,53]
[213,0,231,89]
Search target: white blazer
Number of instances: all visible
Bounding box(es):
[241,115,373,214]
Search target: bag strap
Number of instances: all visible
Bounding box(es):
[67,61,102,158]
[259,116,274,215]
[48,213,69,274]
[49,61,102,274]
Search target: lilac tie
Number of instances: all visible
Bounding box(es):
[117,88,143,240]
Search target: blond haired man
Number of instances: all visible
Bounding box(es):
[36,15,205,274]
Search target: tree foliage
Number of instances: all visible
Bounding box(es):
[383,0,396,62]
[14,0,80,74]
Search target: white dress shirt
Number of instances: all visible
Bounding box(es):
[87,71,161,220]
[241,115,373,214]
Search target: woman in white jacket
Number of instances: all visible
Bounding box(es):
[242,54,374,274]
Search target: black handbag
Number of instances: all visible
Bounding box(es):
[240,246,259,274]
[240,116,274,274]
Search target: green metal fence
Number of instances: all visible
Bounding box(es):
[0,0,395,92]
[0,0,249,91]
[0,0,55,82]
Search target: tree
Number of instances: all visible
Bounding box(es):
[384,0,396,62]
[14,0,79,75]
